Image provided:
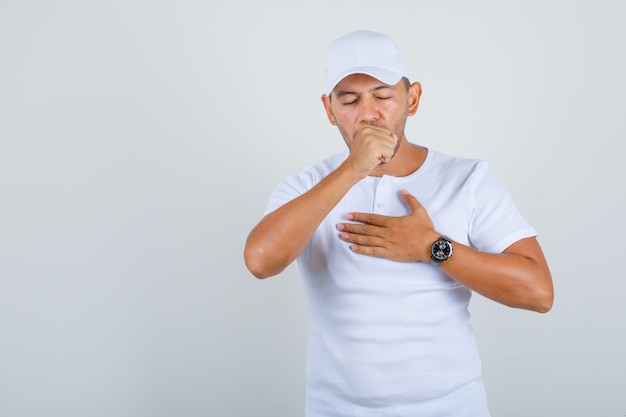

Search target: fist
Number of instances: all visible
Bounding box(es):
[347,124,398,178]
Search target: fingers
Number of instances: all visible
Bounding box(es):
[400,189,423,212]
[340,190,421,228]
[345,212,387,226]
[344,190,422,223]
[338,229,380,247]
[336,190,434,262]
[336,223,386,256]
[336,220,382,237]
[347,125,398,177]
[358,125,397,163]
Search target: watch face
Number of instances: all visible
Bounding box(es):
[432,239,452,261]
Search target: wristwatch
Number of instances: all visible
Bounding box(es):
[431,235,453,265]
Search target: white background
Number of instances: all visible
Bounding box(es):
[1,1,624,416]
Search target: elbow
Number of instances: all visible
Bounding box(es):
[528,272,554,314]
[509,285,553,314]
[244,247,272,279]
[243,241,284,280]
[517,258,554,313]
[247,266,274,280]
[505,269,554,313]
[532,297,553,314]
[534,286,554,314]
[246,264,270,280]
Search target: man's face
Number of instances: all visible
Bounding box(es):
[322,74,417,153]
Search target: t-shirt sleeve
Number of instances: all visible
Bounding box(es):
[264,167,319,216]
[263,152,345,216]
[467,161,537,254]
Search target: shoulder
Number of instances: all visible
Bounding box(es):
[264,151,347,215]
[286,150,348,186]
[426,148,488,179]
[309,150,348,175]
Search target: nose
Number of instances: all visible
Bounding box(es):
[359,97,380,123]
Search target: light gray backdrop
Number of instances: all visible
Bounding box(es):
[1,1,624,416]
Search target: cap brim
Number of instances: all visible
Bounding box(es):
[327,67,405,95]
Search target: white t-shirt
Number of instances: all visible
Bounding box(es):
[265,148,536,417]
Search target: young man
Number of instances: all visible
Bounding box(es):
[244,30,553,417]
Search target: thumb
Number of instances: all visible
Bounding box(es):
[400,189,423,212]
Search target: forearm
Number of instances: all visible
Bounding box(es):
[440,237,554,313]
[244,163,361,279]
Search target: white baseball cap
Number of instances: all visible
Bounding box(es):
[324,30,410,95]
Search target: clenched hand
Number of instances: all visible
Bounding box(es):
[345,124,399,179]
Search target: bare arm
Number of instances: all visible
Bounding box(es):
[337,190,554,312]
[244,163,360,279]
[244,125,398,279]
[439,236,553,312]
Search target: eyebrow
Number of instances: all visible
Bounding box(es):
[335,84,395,98]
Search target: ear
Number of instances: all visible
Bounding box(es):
[321,94,338,126]
[407,82,422,116]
